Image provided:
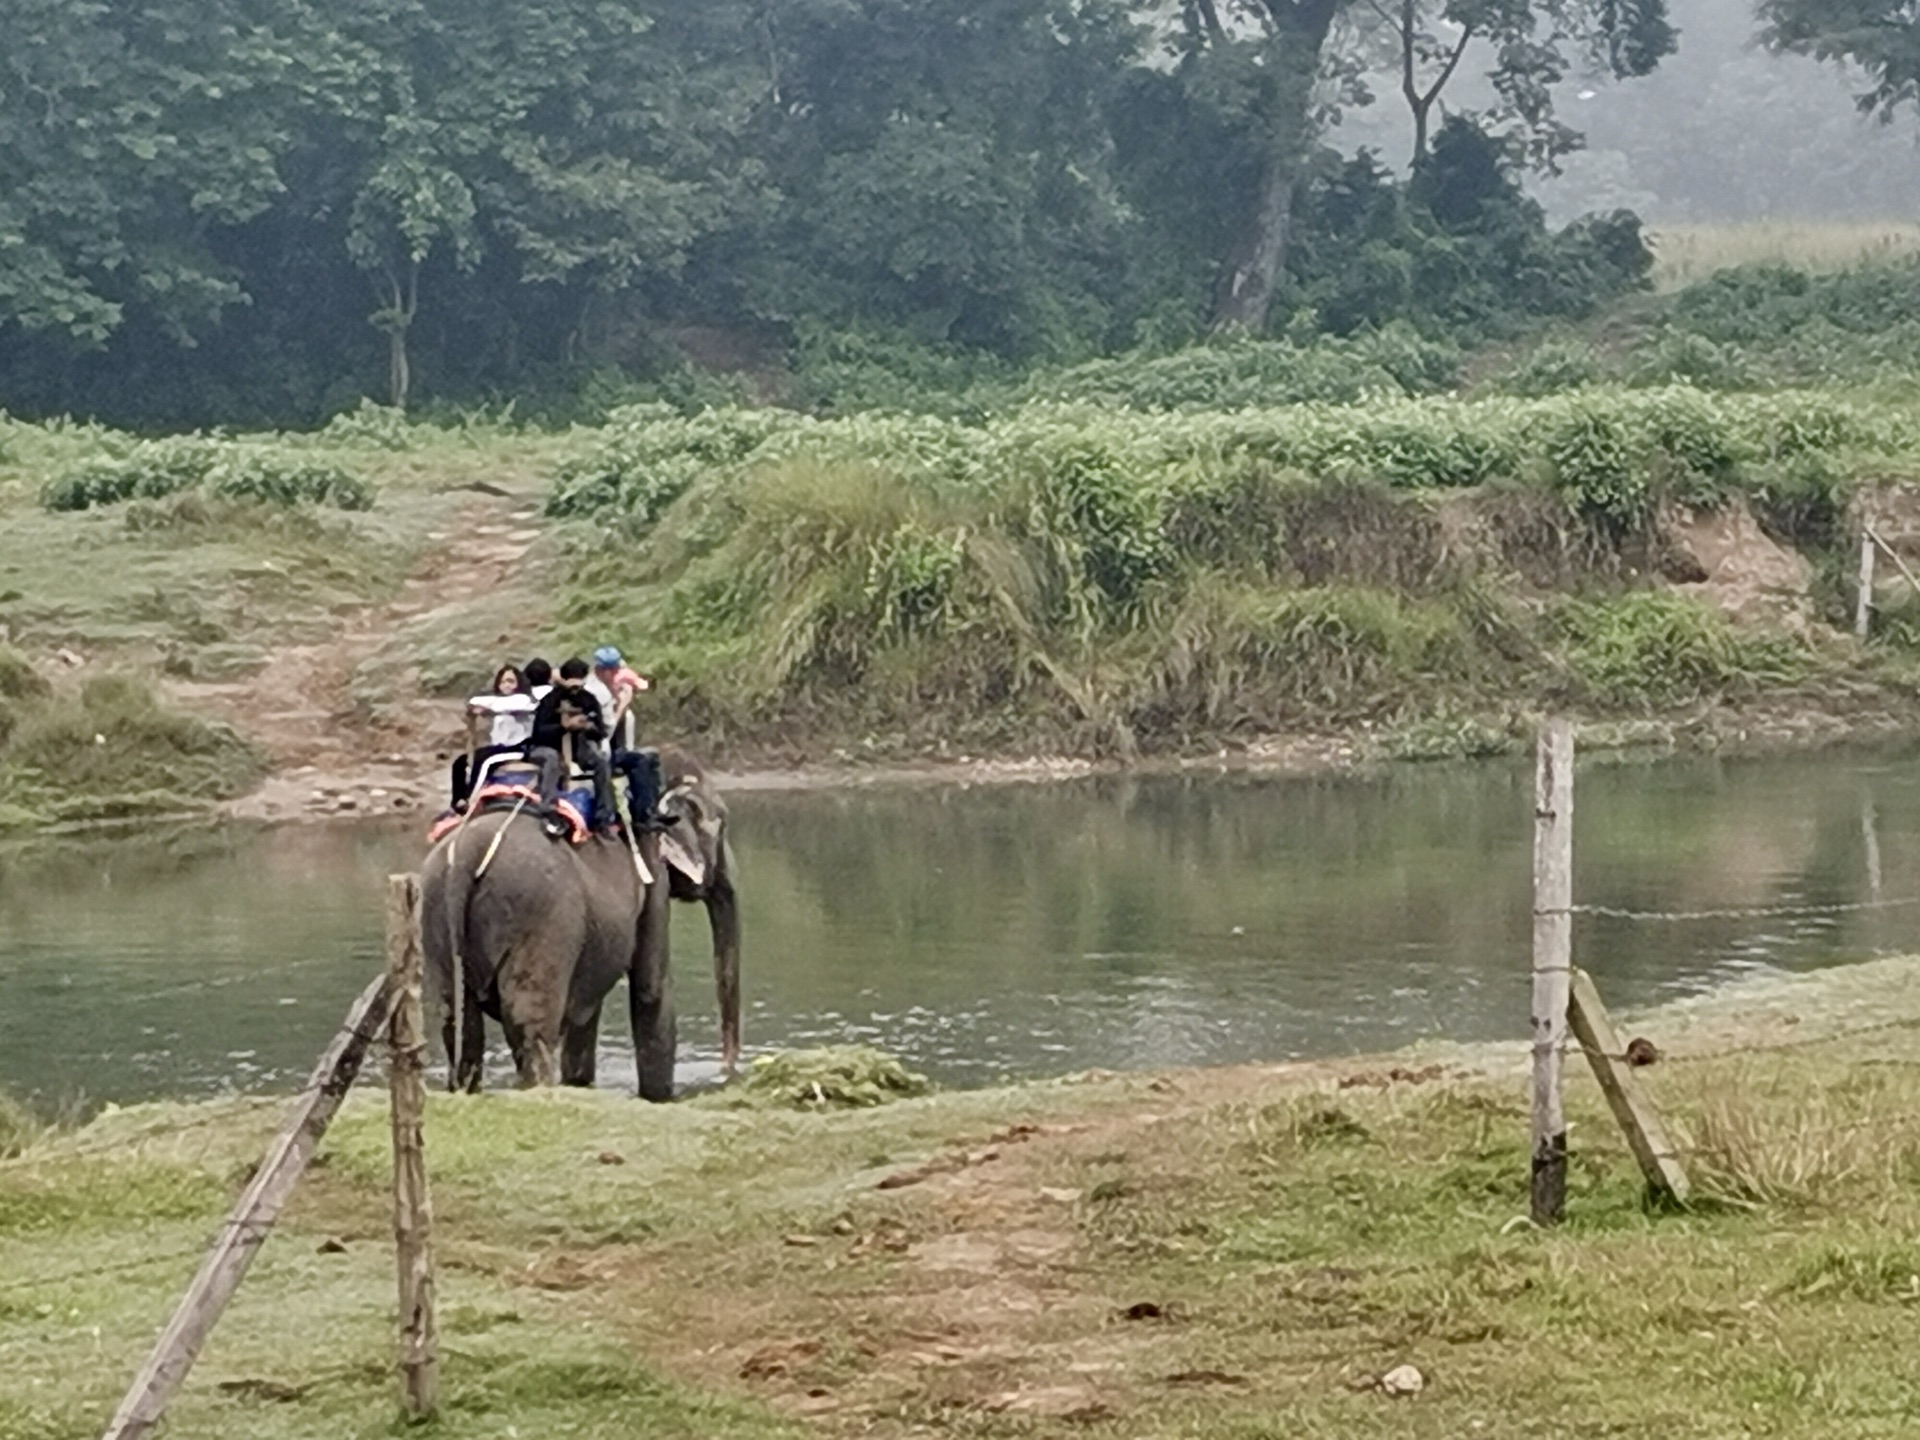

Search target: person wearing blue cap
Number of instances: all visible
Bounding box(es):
[592,645,665,831]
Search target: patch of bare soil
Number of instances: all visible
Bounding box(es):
[1660,499,1815,629]
[542,1063,1378,1432]
[172,493,547,823]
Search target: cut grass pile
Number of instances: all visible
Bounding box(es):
[5,960,1920,1438]
[734,1046,934,1110]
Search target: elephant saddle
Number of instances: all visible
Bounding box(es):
[426,781,592,846]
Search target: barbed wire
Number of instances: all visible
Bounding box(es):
[118,951,376,1006]
[1565,1012,1920,1068]
[0,1245,207,1295]
[1569,895,1920,923]
[0,1099,287,1172]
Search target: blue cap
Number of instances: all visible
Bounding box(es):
[592,646,623,668]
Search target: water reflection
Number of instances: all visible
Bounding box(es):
[3,747,1918,1105]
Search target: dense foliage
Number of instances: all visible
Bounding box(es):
[540,378,1895,752]
[0,0,1668,429]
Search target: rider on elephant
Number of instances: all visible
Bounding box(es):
[528,658,619,835]
[593,644,665,831]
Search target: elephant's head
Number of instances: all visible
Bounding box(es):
[657,770,731,891]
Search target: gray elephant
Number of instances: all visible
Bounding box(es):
[419,748,742,1100]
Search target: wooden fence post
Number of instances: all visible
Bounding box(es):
[1856,531,1877,639]
[101,975,396,1440]
[1531,718,1574,1226]
[1567,968,1690,1206]
[386,873,439,1419]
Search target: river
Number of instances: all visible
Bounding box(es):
[3,748,1917,1107]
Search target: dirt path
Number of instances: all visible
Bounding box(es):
[174,492,547,823]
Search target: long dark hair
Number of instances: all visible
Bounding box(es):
[492,663,526,695]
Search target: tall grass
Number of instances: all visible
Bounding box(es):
[553,402,1831,755]
[1650,222,1920,292]
[0,655,261,825]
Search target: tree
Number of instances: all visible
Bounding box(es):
[735,0,1142,356]
[1759,0,1920,120]
[1154,0,1673,332]
[0,0,299,345]
[294,0,757,408]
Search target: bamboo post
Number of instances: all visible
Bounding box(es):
[1567,968,1690,1206]
[1864,796,1883,901]
[1856,531,1876,639]
[1531,718,1573,1226]
[101,974,396,1440]
[386,874,439,1419]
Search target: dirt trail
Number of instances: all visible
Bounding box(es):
[174,492,547,823]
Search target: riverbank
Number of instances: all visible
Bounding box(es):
[12,351,1920,830]
[5,957,1920,1439]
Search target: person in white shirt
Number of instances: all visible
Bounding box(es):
[449,662,537,810]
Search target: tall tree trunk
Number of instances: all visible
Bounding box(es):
[1208,0,1340,334]
[1213,154,1298,332]
[382,261,420,411]
[389,323,410,411]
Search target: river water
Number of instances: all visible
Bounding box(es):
[4,748,1919,1106]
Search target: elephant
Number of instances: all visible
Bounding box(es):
[418,748,740,1100]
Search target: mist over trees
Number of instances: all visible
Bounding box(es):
[0,0,1908,428]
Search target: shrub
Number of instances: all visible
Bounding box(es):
[1,670,262,815]
[1020,328,1461,411]
[40,439,372,512]
[0,1091,41,1160]
[1490,339,1607,397]
[0,648,50,702]
[1555,593,1813,707]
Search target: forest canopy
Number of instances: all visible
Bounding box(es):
[0,0,1892,428]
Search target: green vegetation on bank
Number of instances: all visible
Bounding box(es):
[4,962,1920,1438]
[8,256,1920,805]
[544,382,1880,755]
[0,653,258,830]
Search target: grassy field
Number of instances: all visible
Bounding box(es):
[1649,221,1920,292]
[4,958,1919,1439]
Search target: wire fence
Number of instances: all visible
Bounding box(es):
[1572,894,1920,923]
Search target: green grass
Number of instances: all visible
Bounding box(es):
[0,658,261,828]
[8,964,1920,1438]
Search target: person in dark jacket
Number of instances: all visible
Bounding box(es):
[527,657,617,833]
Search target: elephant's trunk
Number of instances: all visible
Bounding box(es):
[709,877,742,1072]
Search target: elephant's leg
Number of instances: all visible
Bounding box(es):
[630,856,676,1102]
[502,1016,560,1088]
[441,988,486,1094]
[708,879,742,1074]
[561,1003,602,1087]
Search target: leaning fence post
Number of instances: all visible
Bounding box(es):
[1567,968,1690,1206]
[101,975,395,1440]
[1531,718,1574,1226]
[386,874,439,1419]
